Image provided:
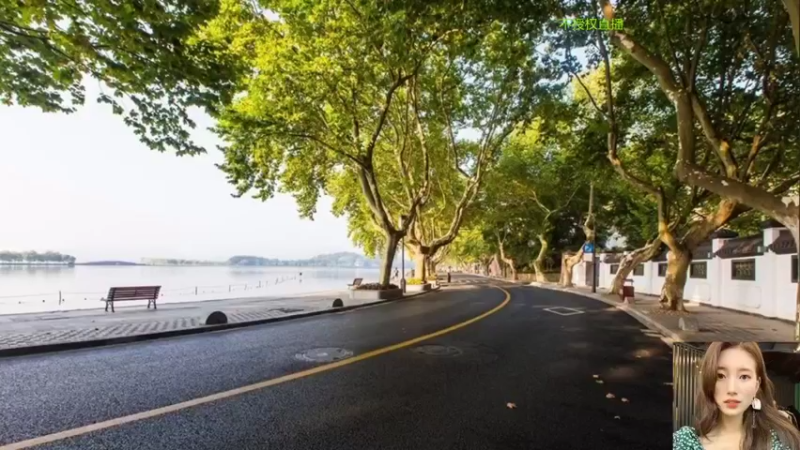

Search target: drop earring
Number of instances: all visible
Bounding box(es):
[752,398,761,429]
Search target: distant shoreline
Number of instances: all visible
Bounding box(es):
[0,262,75,267]
[1,262,383,269]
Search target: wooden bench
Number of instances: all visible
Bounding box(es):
[103,286,161,312]
[347,278,363,301]
[347,278,363,289]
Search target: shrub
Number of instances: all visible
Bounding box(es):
[405,278,425,285]
[355,282,399,291]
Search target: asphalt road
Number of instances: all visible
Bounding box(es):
[0,275,672,449]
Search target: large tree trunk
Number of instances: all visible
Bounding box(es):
[533,233,549,283]
[610,240,662,294]
[380,233,401,288]
[497,239,517,281]
[560,248,585,287]
[659,246,691,311]
[660,199,740,310]
[504,258,518,280]
[428,258,437,281]
[413,253,426,281]
[406,242,429,281]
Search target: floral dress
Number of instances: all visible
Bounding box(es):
[673,426,791,450]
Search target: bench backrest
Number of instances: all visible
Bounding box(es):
[107,286,161,300]
[352,278,363,286]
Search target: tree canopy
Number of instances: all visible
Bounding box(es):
[0,0,244,154]
[4,0,797,306]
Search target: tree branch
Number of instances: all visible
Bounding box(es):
[364,70,414,163]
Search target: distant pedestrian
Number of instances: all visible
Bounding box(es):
[393,267,399,279]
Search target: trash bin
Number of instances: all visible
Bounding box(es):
[621,279,635,303]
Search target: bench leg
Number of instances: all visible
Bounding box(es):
[153,299,157,310]
[105,300,108,312]
[110,301,115,313]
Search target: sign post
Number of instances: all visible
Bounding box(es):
[584,242,597,293]
[588,183,598,293]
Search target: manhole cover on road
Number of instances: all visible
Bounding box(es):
[295,347,354,363]
[412,345,464,357]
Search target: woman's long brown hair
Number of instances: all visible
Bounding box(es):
[694,342,800,450]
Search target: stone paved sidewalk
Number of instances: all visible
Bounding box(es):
[528,281,795,343]
[0,290,358,351]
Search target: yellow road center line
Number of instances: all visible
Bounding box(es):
[2,286,510,450]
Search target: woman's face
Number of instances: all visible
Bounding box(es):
[714,346,760,418]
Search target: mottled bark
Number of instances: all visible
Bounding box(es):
[658,199,740,310]
[380,233,400,288]
[497,239,517,281]
[413,252,426,281]
[533,234,549,283]
[660,249,691,311]
[560,248,585,287]
[786,0,800,55]
[610,239,662,294]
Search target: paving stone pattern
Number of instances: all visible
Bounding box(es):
[547,282,793,342]
[0,308,308,350]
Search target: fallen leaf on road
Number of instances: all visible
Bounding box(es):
[606,393,615,399]
[593,374,599,378]
[506,403,517,409]
[595,380,604,384]
[614,415,621,420]
[621,398,629,403]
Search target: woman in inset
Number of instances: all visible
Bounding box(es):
[673,342,800,450]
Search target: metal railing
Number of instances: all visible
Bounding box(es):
[673,342,704,431]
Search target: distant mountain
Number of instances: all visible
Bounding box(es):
[228,252,413,268]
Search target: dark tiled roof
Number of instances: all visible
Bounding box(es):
[768,230,798,255]
[760,219,787,229]
[714,234,765,259]
[691,241,714,261]
[710,229,739,239]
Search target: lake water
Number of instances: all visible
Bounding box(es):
[0,265,383,315]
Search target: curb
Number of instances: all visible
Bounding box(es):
[0,287,442,359]
[524,282,683,344]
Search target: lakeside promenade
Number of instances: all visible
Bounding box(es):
[0,290,351,351]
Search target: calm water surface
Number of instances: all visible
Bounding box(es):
[0,265,382,315]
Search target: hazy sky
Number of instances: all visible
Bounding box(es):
[0,83,361,262]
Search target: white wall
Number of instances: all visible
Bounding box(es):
[718,257,763,315]
[576,226,797,321]
[683,263,712,303]
[773,253,797,321]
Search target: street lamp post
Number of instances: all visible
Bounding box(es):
[400,215,408,294]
